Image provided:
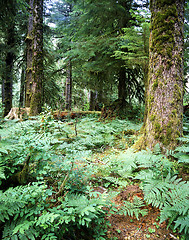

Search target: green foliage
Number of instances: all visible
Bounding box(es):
[1,116,140,239]
[0,182,109,239]
[0,115,189,239]
[118,196,148,220]
[97,133,189,237]
[174,125,189,165]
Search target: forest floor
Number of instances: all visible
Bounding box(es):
[90,149,183,240]
[1,115,188,240]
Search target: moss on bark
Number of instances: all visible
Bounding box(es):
[29,0,43,116]
[138,0,185,151]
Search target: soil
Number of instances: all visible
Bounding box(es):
[94,185,182,240]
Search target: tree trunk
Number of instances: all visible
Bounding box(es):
[118,67,126,101]
[65,60,72,111]
[19,67,25,108]
[140,63,149,132]
[141,23,150,132]
[3,24,15,117]
[2,72,5,105]
[25,0,34,108]
[89,90,96,111]
[143,0,184,150]
[30,0,43,116]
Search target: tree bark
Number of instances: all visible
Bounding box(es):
[89,90,96,111]
[3,23,15,116]
[65,60,72,111]
[118,67,127,101]
[25,0,34,108]
[143,0,184,150]
[19,67,25,108]
[30,0,43,116]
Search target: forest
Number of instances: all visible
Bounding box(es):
[0,0,189,239]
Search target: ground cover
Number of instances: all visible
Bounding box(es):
[0,113,188,239]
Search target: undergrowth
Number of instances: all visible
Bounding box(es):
[0,113,188,239]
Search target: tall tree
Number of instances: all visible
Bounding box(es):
[50,0,141,112]
[2,2,16,116]
[29,0,44,115]
[143,0,185,150]
[25,0,34,108]
[0,0,28,115]
[19,66,25,108]
[65,60,72,110]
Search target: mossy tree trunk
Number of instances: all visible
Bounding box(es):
[3,23,15,117]
[141,23,150,131]
[19,66,25,108]
[25,0,34,108]
[65,60,72,111]
[30,0,43,116]
[143,0,184,150]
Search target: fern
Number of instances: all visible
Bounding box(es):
[102,176,128,188]
[118,196,148,220]
[174,135,189,164]
[3,221,38,240]
[0,190,26,222]
[174,215,189,234]
[139,173,189,235]
[159,179,189,232]
[0,158,6,180]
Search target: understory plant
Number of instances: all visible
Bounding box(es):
[96,141,189,237]
[0,114,188,239]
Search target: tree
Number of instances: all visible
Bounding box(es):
[3,22,16,116]
[47,0,74,110]
[25,0,34,108]
[142,0,185,150]
[0,0,28,116]
[0,0,18,117]
[51,0,142,113]
[29,0,44,115]
[65,60,72,110]
[19,66,25,108]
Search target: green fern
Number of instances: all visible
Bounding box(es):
[0,158,6,180]
[3,221,39,240]
[140,173,189,235]
[118,196,148,220]
[174,135,189,164]
[174,215,189,234]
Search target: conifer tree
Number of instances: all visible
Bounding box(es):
[25,0,34,108]
[29,0,44,115]
[0,0,16,116]
[143,0,185,150]
[65,60,72,110]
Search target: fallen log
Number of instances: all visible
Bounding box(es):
[53,111,101,120]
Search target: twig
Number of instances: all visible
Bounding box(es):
[164,233,169,240]
[169,233,179,240]
[133,219,145,237]
[56,162,74,198]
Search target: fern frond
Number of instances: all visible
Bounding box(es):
[3,220,38,240]
[0,158,6,180]
[118,196,148,220]
[174,215,189,234]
